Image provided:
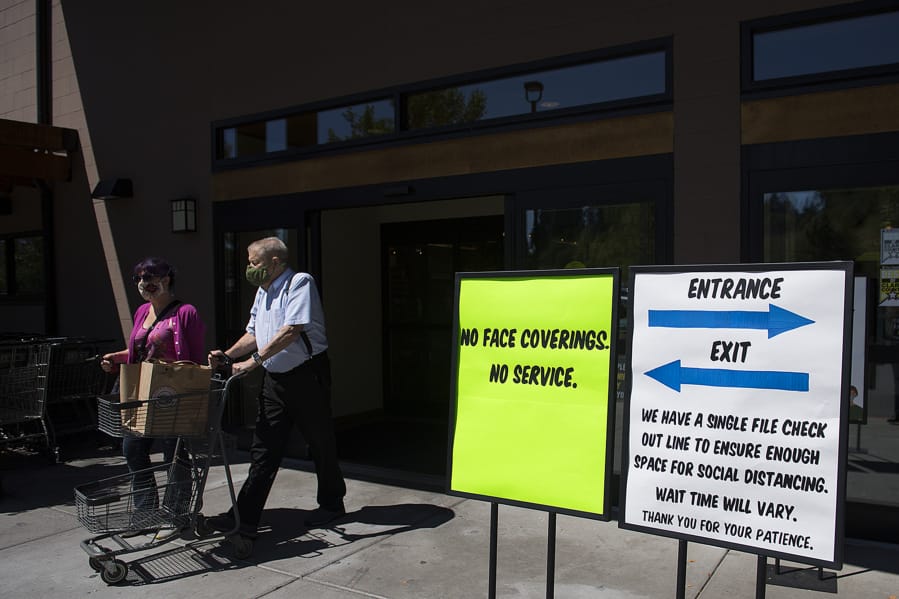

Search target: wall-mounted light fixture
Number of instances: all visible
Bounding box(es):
[91,178,132,200]
[171,198,197,233]
[523,80,544,113]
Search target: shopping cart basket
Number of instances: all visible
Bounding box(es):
[77,373,247,585]
[0,339,55,461]
[76,457,198,534]
[45,339,113,441]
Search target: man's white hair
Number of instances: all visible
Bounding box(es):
[249,236,289,261]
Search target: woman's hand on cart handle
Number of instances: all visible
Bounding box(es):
[100,350,125,373]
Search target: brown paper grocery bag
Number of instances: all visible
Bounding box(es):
[118,363,142,429]
[122,361,213,437]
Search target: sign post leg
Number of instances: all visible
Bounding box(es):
[756,554,767,599]
[676,540,688,599]
[546,511,556,599]
[489,502,498,599]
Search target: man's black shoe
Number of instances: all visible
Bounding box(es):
[304,503,346,527]
[205,513,258,538]
[206,513,236,533]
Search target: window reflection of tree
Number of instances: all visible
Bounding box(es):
[406,88,487,129]
[765,188,899,265]
[764,186,899,352]
[527,204,653,271]
[14,237,43,295]
[327,105,394,142]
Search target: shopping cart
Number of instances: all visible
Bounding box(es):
[76,373,247,585]
[0,339,55,461]
[45,339,113,443]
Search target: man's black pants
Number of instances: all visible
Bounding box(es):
[232,352,345,532]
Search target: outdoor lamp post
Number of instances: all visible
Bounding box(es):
[524,80,544,113]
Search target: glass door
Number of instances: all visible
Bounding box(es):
[757,183,899,529]
[745,138,899,543]
[515,181,669,483]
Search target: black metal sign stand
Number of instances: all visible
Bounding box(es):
[756,555,767,599]
[489,502,498,599]
[676,540,688,599]
[546,512,556,599]
[486,504,559,599]
[677,546,844,598]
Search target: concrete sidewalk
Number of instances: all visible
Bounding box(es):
[1,446,897,598]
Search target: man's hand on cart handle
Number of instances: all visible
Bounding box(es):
[208,349,233,369]
[210,348,262,377]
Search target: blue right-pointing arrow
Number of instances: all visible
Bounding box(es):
[648,304,814,338]
[645,360,809,392]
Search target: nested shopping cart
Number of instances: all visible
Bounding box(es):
[45,338,113,444]
[1,336,114,465]
[76,372,247,585]
[0,339,55,461]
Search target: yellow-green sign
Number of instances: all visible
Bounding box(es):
[448,270,618,518]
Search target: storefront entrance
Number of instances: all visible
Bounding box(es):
[213,157,672,488]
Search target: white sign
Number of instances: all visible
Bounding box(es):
[881,228,899,266]
[621,264,850,567]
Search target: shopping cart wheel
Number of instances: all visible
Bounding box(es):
[193,514,211,538]
[100,559,128,585]
[88,557,105,572]
[231,535,254,559]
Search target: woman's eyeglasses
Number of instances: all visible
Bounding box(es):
[132,273,159,283]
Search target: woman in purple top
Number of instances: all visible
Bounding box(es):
[100,257,206,522]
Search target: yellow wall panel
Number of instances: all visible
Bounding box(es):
[742,84,899,145]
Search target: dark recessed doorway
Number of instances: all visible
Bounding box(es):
[335,215,504,479]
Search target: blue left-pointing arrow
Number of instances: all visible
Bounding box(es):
[645,360,809,392]
[648,304,814,338]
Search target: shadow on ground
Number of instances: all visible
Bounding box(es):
[0,437,243,514]
[0,439,129,512]
[101,503,456,587]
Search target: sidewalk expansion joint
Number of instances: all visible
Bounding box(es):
[694,548,730,598]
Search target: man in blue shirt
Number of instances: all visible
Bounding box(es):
[208,236,346,540]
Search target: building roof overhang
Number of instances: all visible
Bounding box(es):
[0,118,78,192]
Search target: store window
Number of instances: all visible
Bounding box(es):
[405,51,667,129]
[0,234,43,298]
[746,5,899,89]
[524,202,655,274]
[213,40,671,167]
[216,99,396,160]
[761,184,899,510]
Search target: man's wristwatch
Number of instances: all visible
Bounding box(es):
[251,351,264,366]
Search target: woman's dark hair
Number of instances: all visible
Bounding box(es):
[133,256,176,287]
